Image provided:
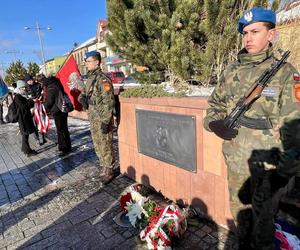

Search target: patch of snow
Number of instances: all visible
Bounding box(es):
[277,2,300,23]
[161,82,214,97]
[188,85,215,97]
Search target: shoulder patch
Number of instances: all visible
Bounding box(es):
[293,73,300,81]
[294,83,300,102]
[103,82,111,92]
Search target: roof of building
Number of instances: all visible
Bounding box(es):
[74,37,97,51]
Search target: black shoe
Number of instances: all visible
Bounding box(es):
[0,120,5,125]
[39,139,47,146]
[58,150,71,157]
[26,150,38,157]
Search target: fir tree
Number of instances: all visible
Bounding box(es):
[271,0,281,11]
[106,0,206,83]
[27,62,40,76]
[201,0,251,84]
[253,0,269,7]
[4,60,27,85]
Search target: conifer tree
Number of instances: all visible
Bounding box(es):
[167,0,206,81]
[4,60,27,85]
[201,0,251,84]
[106,0,206,83]
[253,0,269,7]
[271,0,281,11]
[27,62,40,76]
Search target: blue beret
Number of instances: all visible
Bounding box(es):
[238,7,276,34]
[85,50,101,59]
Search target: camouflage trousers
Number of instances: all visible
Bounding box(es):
[226,158,254,249]
[88,106,114,169]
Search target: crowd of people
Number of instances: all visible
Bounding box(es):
[0,50,116,185]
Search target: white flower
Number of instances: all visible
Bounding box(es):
[131,190,144,202]
[125,198,147,227]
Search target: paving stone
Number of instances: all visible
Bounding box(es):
[6,233,43,250]
[22,234,62,250]
[41,220,72,238]
[68,209,98,225]
[100,226,117,239]
[24,224,46,238]
[0,233,24,248]
[17,218,35,231]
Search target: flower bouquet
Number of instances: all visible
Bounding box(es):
[119,184,156,229]
[117,184,189,249]
[140,205,188,250]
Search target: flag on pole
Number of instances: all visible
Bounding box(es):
[0,76,9,102]
[56,54,83,111]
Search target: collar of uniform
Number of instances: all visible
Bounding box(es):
[238,47,273,66]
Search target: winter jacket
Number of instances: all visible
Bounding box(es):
[43,77,64,115]
[14,94,35,135]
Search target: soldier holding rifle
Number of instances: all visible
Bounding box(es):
[203,7,300,248]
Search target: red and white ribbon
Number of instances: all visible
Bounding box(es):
[140,205,185,249]
[33,99,50,133]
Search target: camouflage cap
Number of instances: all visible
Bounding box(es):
[238,7,276,34]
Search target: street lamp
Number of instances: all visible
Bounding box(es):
[24,21,52,75]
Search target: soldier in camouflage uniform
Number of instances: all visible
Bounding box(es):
[203,7,300,249]
[78,51,115,184]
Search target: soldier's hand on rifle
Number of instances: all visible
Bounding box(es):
[78,95,89,110]
[101,122,110,134]
[208,120,238,140]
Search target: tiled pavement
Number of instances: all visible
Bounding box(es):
[0,116,237,250]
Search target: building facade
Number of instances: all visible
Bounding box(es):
[45,56,67,76]
[96,20,133,76]
[72,37,97,75]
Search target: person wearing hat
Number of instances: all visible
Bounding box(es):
[78,51,115,184]
[203,7,300,249]
[23,74,46,146]
[10,80,38,157]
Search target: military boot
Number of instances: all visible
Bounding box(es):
[99,167,114,185]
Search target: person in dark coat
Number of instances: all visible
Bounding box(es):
[24,74,42,99]
[13,80,38,157]
[24,74,46,145]
[43,76,71,156]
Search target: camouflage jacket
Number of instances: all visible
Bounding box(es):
[79,67,115,124]
[204,48,300,163]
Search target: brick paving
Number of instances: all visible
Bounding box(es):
[0,116,237,250]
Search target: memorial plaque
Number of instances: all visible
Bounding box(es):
[136,109,196,172]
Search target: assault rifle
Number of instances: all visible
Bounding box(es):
[224,51,290,130]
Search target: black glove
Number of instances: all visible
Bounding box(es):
[101,122,110,134]
[208,120,238,140]
[78,95,89,110]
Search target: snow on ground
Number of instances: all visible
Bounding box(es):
[161,82,214,97]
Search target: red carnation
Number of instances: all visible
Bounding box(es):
[119,192,132,211]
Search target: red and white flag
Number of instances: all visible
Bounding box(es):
[56,54,83,111]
